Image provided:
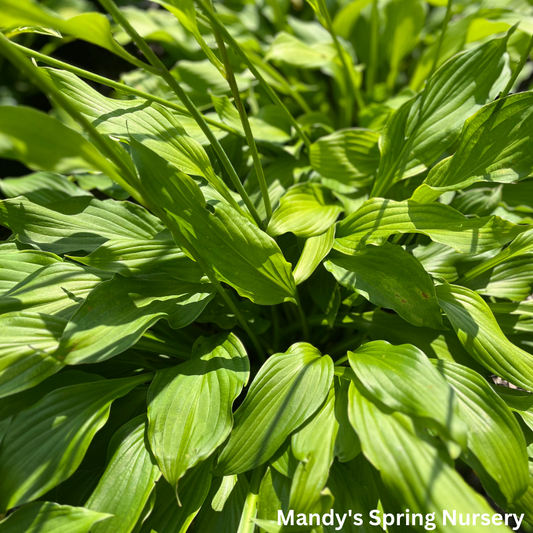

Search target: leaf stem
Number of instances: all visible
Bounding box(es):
[12,42,242,138]
[237,464,267,533]
[197,0,312,152]
[318,0,364,121]
[429,0,453,79]
[0,33,143,203]
[367,0,379,96]
[213,31,273,222]
[499,32,533,100]
[97,0,264,227]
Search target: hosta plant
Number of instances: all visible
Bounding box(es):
[1,0,533,531]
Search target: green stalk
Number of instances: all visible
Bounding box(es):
[197,0,312,151]
[297,302,310,341]
[13,42,242,138]
[499,32,533,100]
[98,0,264,227]
[237,464,267,533]
[367,0,379,96]
[0,33,143,204]
[428,0,453,79]
[317,0,364,122]
[213,32,273,222]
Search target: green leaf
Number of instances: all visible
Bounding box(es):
[132,138,298,306]
[43,69,221,182]
[266,32,336,69]
[421,92,533,198]
[216,343,334,475]
[0,249,62,296]
[372,34,510,195]
[85,415,161,533]
[57,274,214,364]
[334,198,527,255]
[325,243,443,329]
[349,340,466,449]
[268,183,343,238]
[138,459,213,533]
[0,312,66,398]
[0,172,91,206]
[465,254,533,302]
[293,226,335,285]
[347,377,510,533]
[0,373,150,512]
[436,283,533,391]
[310,128,380,185]
[0,262,110,319]
[0,106,122,178]
[0,196,164,254]
[147,333,249,492]
[435,360,529,504]
[0,502,110,533]
[69,238,206,283]
[0,0,140,63]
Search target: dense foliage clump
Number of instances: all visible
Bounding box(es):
[1,0,533,531]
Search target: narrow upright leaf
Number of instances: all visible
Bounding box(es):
[147,333,249,493]
[85,416,161,533]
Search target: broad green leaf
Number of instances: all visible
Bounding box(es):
[0,502,110,533]
[508,462,533,526]
[290,385,337,514]
[0,262,110,319]
[0,373,150,512]
[0,196,164,254]
[293,226,335,285]
[435,361,529,504]
[138,459,213,533]
[465,254,533,301]
[85,416,160,533]
[334,198,526,255]
[216,343,333,475]
[0,249,62,296]
[325,243,443,329]
[0,312,66,398]
[421,92,533,200]
[0,172,91,206]
[372,34,510,195]
[436,284,533,391]
[194,474,249,533]
[349,341,466,449]
[266,32,336,69]
[490,301,533,336]
[347,378,510,533]
[43,69,222,183]
[147,333,249,492]
[132,138,298,306]
[0,106,123,179]
[69,239,206,283]
[0,0,139,62]
[257,467,291,524]
[383,0,426,89]
[57,274,214,364]
[268,183,343,238]
[310,128,380,184]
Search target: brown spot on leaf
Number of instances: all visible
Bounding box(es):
[421,292,429,299]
